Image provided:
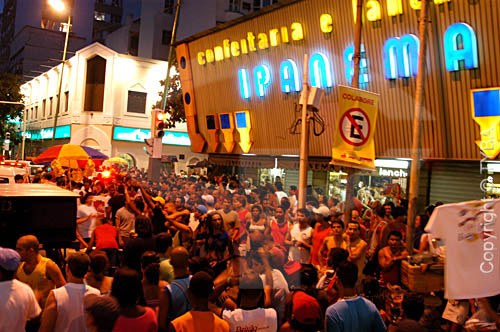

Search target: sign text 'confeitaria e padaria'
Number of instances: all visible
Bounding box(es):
[195,0,478,101]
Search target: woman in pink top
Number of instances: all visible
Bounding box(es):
[111,268,158,332]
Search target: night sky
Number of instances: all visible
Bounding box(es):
[0,1,143,22]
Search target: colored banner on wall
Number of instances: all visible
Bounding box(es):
[332,85,379,170]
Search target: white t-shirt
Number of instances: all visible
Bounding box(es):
[425,199,500,299]
[92,195,110,220]
[289,223,312,263]
[222,308,277,332]
[260,269,289,320]
[275,191,288,204]
[77,204,97,238]
[53,283,100,332]
[0,279,41,332]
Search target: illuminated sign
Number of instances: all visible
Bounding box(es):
[197,22,304,66]
[280,59,301,93]
[239,69,251,99]
[113,126,191,146]
[254,65,271,97]
[353,0,450,22]
[206,114,220,152]
[471,88,500,158]
[444,23,479,71]
[24,125,71,140]
[343,45,369,85]
[383,34,420,79]
[378,167,408,178]
[310,53,333,88]
[235,110,253,153]
[219,113,235,152]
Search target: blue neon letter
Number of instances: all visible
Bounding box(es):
[309,53,333,88]
[343,45,368,84]
[238,68,251,99]
[254,65,271,97]
[383,34,419,79]
[444,23,478,71]
[280,59,301,93]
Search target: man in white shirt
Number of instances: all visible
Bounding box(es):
[0,247,41,332]
[222,271,277,332]
[39,252,100,332]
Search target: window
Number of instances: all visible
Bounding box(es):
[64,91,69,112]
[164,0,174,13]
[242,2,251,10]
[111,15,121,24]
[229,0,241,11]
[35,106,38,119]
[162,30,172,45]
[42,99,46,117]
[126,91,147,114]
[49,97,53,115]
[253,0,278,10]
[94,11,106,21]
[84,56,106,112]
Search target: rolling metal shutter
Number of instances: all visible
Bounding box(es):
[429,161,484,204]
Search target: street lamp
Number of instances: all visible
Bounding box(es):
[50,0,71,143]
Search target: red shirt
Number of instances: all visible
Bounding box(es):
[94,224,118,250]
[113,307,157,332]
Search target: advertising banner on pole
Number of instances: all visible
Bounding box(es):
[332,85,379,170]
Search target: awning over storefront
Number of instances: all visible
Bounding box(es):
[208,154,275,168]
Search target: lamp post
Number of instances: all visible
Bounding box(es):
[50,0,71,143]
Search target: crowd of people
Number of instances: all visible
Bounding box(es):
[1,167,499,332]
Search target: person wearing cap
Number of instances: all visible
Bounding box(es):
[188,204,207,233]
[0,247,41,332]
[325,262,385,332]
[311,206,332,266]
[170,271,229,332]
[220,270,278,332]
[39,252,100,332]
[280,289,323,332]
[15,235,66,309]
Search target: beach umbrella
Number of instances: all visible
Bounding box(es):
[33,144,108,168]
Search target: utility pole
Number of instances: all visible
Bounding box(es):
[298,54,310,209]
[52,14,71,143]
[407,0,431,253]
[161,0,183,111]
[344,0,364,223]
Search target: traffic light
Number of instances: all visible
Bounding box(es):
[152,109,166,138]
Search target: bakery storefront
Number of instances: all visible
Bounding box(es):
[177,0,500,205]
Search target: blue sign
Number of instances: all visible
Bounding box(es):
[238,69,251,99]
[254,65,271,97]
[444,23,479,72]
[113,126,191,146]
[24,125,71,140]
[472,89,500,118]
[219,114,231,129]
[383,34,419,79]
[235,112,248,129]
[309,52,333,88]
[343,45,369,84]
[280,59,301,93]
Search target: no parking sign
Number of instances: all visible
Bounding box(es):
[332,86,379,170]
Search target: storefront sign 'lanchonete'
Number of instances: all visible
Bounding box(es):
[195,0,479,101]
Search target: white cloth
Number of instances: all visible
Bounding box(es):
[189,213,200,232]
[275,191,288,204]
[52,283,100,332]
[260,269,289,321]
[92,195,110,220]
[425,199,500,299]
[0,279,41,332]
[77,204,97,238]
[222,308,277,332]
[288,223,312,263]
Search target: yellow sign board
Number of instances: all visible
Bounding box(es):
[332,86,379,170]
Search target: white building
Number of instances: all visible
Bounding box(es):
[21,42,205,171]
